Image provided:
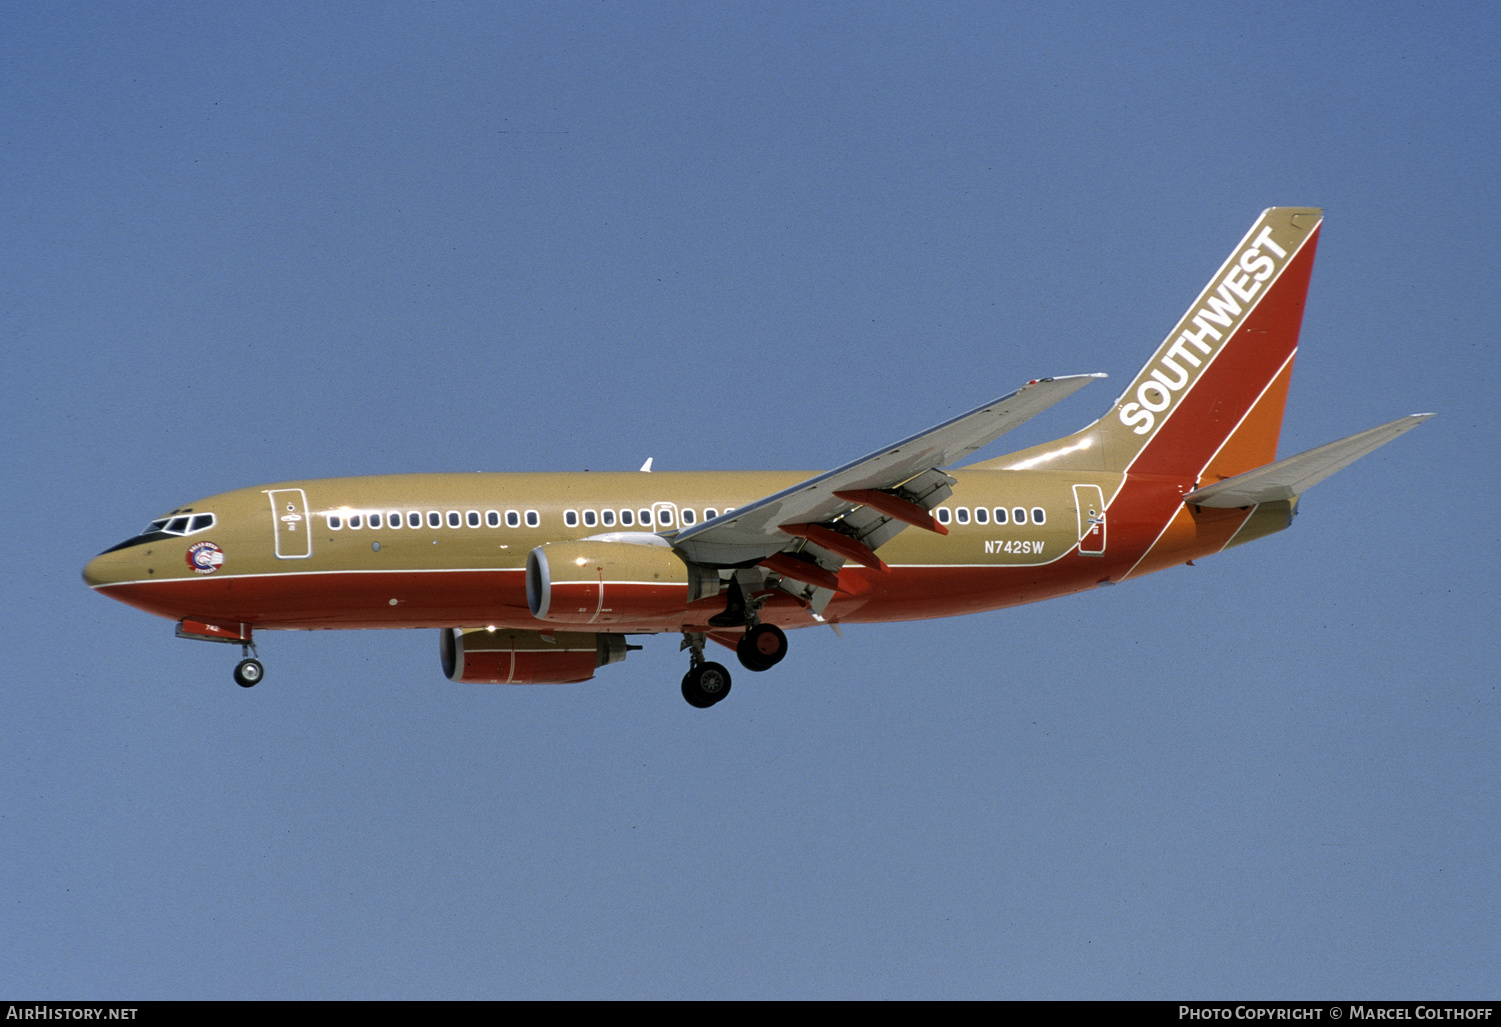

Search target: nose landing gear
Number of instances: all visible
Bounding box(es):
[233,656,264,688]
[174,620,266,689]
[232,638,264,688]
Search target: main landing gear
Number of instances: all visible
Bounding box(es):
[737,623,788,672]
[679,581,793,707]
[680,632,730,708]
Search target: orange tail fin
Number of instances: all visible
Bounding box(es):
[979,207,1323,480]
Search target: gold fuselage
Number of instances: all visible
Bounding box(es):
[82,467,1282,635]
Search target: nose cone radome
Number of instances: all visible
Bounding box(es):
[83,552,108,587]
[83,547,139,588]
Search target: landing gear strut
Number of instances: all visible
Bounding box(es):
[233,640,263,688]
[685,570,796,700]
[680,631,731,708]
[173,620,266,688]
[712,575,789,673]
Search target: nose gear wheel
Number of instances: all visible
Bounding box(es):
[233,658,264,688]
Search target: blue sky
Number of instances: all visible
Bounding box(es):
[3,1,1496,999]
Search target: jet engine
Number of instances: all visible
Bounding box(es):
[439,627,630,684]
[527,539,707,625]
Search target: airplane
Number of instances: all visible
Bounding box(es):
[83,208,1431,708]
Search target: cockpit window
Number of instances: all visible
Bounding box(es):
[106,511,218,553]
[143,513,216,537]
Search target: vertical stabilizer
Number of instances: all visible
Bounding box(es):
[977,207,1323,479]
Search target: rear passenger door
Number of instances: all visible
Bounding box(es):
[1072,484,1106,556]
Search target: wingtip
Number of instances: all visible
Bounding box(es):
[1024,372,1108,386]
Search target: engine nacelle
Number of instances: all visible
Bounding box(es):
[527,539,696,625]
[439,627,629,684]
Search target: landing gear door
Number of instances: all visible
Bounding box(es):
[267,488,312,559]
[1073,484,1106,556]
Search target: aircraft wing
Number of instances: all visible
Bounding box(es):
[671,374,1104,573]
[1183,413,1434,508]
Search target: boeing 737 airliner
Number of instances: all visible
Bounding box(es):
[84,208,1430,707]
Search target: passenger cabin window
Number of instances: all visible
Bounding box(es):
[506,511,520,528]
[583,510,597,527]
[525,510,539,527]
[467,510,481,528]
[1032,507,1046,525]
[428,511,442,528]
[975,507,989,524]
[408,511,422,528]
[621,510,634,526]
[447,511,461,528]
[657,509,674,527]
[602,509,616,527]
[703,508,717,520]
[565,510,579,528]
[370,513,384,529]
[328,515,343,530]
[638,509,652,526]
[956,508,970,524]
[681,509,695,525]
[1013,507,1027,525]
[388,511,402,529]
[936,508,952,525]
[994,507,1008,524]
[486,510,500,528]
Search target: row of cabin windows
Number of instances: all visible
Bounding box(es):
[325,509,540,531]
[562,507,731,530]
[323,506,737,532]
[937,506,1046,526]
[323,503,1038,533]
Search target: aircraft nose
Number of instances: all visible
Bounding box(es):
[83,547,138,588]
[83,551,113,587]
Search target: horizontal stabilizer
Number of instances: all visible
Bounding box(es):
[1183,414,1433,508]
